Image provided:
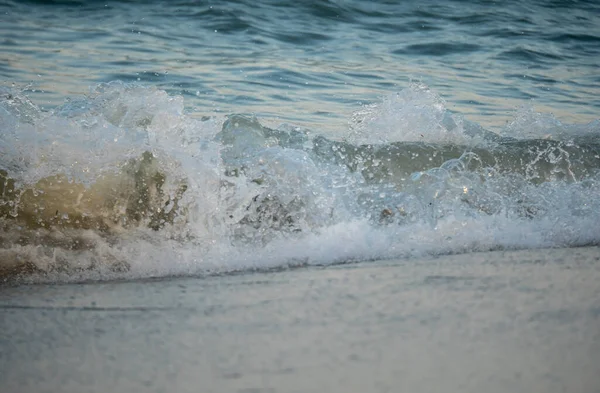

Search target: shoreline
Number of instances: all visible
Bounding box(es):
[2,244,598,286]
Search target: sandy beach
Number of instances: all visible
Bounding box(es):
[1,246,599,393]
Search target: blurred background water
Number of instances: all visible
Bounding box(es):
[1,0,599,132]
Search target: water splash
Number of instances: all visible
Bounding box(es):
[1,82,599,282]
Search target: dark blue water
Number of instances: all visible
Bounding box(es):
[1,0,599,130]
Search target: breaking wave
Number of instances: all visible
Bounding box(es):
[1,82,599,282]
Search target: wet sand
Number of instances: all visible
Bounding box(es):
[1,246,599,393]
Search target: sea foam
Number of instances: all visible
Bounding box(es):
[1,82,599,283]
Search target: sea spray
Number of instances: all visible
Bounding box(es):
[1,82,599,282]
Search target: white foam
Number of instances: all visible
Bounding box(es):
[346,82,474,145]
[1,82,599,283]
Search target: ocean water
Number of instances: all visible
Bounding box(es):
[1,0,599,281]
[1,1,600,391]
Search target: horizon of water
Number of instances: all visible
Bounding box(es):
[1,0,599,283]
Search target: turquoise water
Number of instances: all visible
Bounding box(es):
[0,0,599,281]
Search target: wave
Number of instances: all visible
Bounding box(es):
[1,82,599,283]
